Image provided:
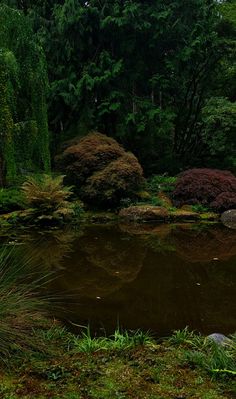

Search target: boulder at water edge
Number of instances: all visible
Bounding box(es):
[221,209,236,229]
[119,206,169,222]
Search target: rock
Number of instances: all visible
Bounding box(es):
[119,206,169,222]
[221,209,236,229]
[207,333,232,346]
[169,209,200,222]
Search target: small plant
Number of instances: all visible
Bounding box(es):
[150,196,164,206]
[42,365,68,381]
[71,201,85,221]
[168,327,200,346]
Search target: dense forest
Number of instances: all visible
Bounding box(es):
[0,0,235,185]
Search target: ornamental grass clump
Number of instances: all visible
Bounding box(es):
[0,247,51,366]
[22,174,73,221]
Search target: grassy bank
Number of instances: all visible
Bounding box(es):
[0,324,235,399]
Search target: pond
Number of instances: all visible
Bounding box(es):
[2,222,236,337]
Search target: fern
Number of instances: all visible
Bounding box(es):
[22,175,73,215]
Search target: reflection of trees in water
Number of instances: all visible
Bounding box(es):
[0,223,234,334]
[54,225,146,299]
[173,226,236,262]
[17,229,80,270]
[120,223,236,263]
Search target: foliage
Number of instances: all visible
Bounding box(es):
[168,327,199,346]
[211,191,236,212]
[0,1,235,175]
[0,188,25,213]
[191,204,210,213]
[22,174,73,219]
[68,326,154,353]
[201,97,236,170]
[10,0,230,175]
[0,4,50,187]
[173,168,236,211]
[147,175,177,194]
[56,132,144,208]
[0,246,51,366]
[170,327,236,378]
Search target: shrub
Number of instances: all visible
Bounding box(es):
[211,192,236,213]
[0,188,25,214]
[173,168,236,211]
[55,132,144,207]
[22,175,73,222]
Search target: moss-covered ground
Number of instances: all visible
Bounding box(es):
[0,324,235,399]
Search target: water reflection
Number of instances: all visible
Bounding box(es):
[3,223,236,336]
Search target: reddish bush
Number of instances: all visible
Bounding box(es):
[55,132,144,207]
[55,132,125,186]
[210,192,236,212]
[173,168,236,211]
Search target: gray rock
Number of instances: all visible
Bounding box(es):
[221,209,236,229]
[207,333,232,346]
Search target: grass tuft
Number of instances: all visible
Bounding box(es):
[68,326,154,353]
[0,246,53,367]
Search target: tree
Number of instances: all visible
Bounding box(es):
[3,0,235,175]
[0,5,50,186]
[41,0,225,172]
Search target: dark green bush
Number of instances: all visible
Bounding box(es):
[0,188,25,214]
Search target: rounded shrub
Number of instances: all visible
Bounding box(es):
[211,192,236,213]
[55,132,144,207]
[172,168,236,211]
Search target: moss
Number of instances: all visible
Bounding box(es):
[0,324,234,399]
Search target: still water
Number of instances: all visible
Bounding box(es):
[7,223,236,336]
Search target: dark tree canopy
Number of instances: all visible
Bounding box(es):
[0,0,235,176]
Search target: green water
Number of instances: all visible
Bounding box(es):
[3,222,236,336]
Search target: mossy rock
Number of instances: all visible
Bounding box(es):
[119,206,169,222]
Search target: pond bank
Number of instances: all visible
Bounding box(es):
[0,206,221,230]
[1,323,235,399]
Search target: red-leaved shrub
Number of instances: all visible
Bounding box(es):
[55,132,144,207]
[173,168,236,211]
[211,192,236,212]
